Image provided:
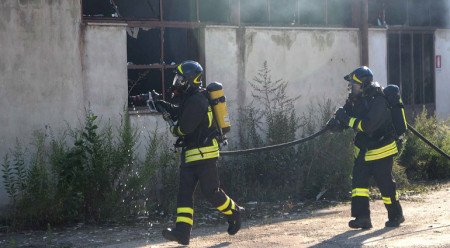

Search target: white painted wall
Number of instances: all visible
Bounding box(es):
[204,27,361,141]
[369,29,388,86]
[434,30,450,120]
[0,0,84,207]
[83,23,128,127]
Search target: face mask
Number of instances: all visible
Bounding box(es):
[348,82,362,97]
[172,74,186,88]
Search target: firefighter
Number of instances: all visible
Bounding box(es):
[155,60,243,245]
[333,66,405,229]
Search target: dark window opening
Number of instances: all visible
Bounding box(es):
[199,0,231,23]
[385,0,407,26]
[369,0,386,27]
[127,28,161,65]
[115,0,160,19]
[163,0,197,21]
[388,32,435,109]
[164,28,200,64]
[83,0,116,17]
[430,0,450,27]
[298,0,326,26]
[408,0,430,26]
[269,0,297,25]
[327,0,352,26]
[128,69,161,104]
[240,0,269,25]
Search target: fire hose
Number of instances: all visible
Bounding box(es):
[219,123,450,160]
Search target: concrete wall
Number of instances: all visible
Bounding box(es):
[0,0,84,206]
[82,22,128,126]
[204,26,360,140]
[434,30,450,120]
[368,29,388,86]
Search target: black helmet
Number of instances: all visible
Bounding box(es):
[172,60,203,91]
[344,66,373,88]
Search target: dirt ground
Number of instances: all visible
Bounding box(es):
[1,182,449,248]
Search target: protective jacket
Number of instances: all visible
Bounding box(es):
[166,86,219,163]
[343,85,398,161]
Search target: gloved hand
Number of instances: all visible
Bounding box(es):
[326,117,344,133]
[334,107,350,127]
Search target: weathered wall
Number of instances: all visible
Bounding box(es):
[204,27,360,141]
[434,30,450,120]
[368,29,388,86]
[0,0,84,207]
[82,22,128,126]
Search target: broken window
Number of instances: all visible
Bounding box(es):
[163,0,197,21]
[199,0,231,23]
[368,0,385,27]
[115,0,160,19]
[164,28,200,64]
[298,0,326,26]
[327,0,352,26]
[385,0,407,26]
[408,0,430,26]
[240,0,269,25]
[127,28,161,65]
[430,0,449,27]
[269,0,297,25]
[388,32,435,106]
[83,0,116,17]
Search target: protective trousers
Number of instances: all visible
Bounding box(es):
[175,158,238,236]
[351,155,403,220]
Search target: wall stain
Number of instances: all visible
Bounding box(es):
[311,31,335,51]
[270,31,297,50]
[244,31,256,61]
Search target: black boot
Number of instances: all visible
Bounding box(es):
[385,215,405,227]
[385,202,404,228]
[349,217,372,229]
[227,206,244,235]
[162,223,190,245]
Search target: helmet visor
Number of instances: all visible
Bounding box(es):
[172,74,186,88]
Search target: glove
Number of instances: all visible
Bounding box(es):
[170,125,184,137]
[334,107,350,127]
[154,100,171,113]
[326,117,344,133]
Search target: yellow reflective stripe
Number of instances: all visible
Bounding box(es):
[395,192,399,201]
[177,126,185,135]
[365,141,398,161]
[207,106,213,128]
[357,121,363,132]
[217,197,230,211]
[401,108,407,130]
[176,216,193,225]
[231,200,236,210]
[382,196,392,204]
[353,74,362,84]
[177,64,183,74]
[352,188,369,197]
[185,139,219,157]
[349,117,357,128]
[354,146,360,158]
[223,210,232,215]
[193,74,201,84]
[185,151,220,162]
[177,207,194,215]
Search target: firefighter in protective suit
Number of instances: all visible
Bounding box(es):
[155,61,243,245]
[332,66,405,229]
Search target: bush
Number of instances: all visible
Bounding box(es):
[219,62,354,203]
[1,109,179,230]
[399,108,450,180]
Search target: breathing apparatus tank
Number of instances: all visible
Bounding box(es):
[206,82,231,141]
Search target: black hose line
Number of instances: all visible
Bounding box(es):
[218,123,449,160]
[219,126,330,156]
[407,123,450,160]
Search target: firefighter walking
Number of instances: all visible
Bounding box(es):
[155,60,242,245]
[332,66,406,229]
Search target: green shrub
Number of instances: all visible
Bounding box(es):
[399,108,450,180]
[219,62,354,202]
